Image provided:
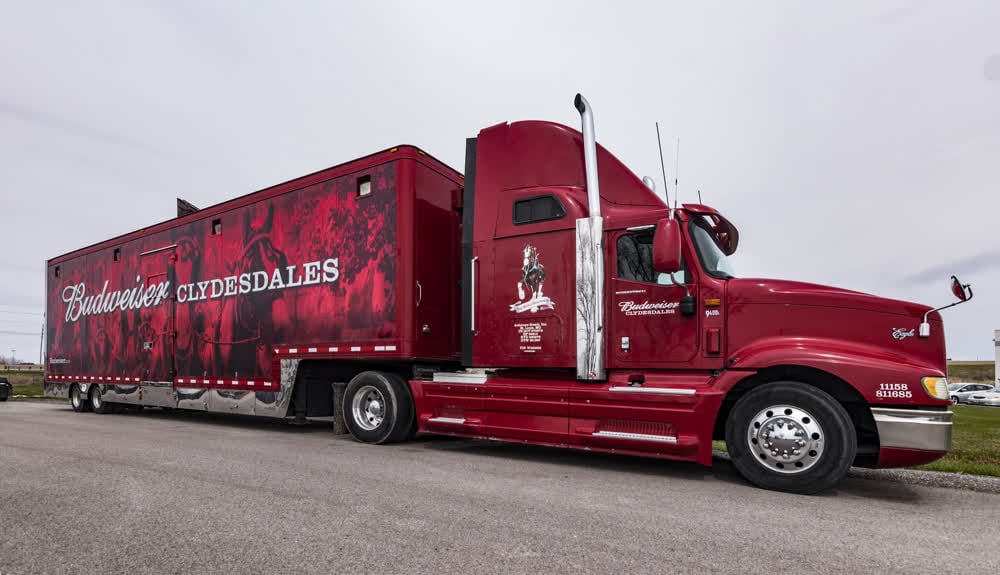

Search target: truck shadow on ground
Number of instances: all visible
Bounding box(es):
[404,433,928,503]
[89,405,929,503]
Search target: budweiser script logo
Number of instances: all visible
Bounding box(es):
[618,300,679,316]
[60,257,340,323]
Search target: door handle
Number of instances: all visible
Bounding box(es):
[416,281,422,307]
[470,256,478,333]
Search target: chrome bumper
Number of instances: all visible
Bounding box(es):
[871,407,952,452]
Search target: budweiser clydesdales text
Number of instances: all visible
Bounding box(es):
[60,257,340,323]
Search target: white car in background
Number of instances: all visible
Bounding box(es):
[967,388,1000,407]
[947,382,995,404]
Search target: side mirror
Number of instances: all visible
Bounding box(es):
[951,275,973,302]
[652,218,682,273]
[919,275,974,338]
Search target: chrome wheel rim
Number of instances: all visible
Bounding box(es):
[71,387,81,408]
[351,385,385,431]
[746,404,825,474]
[92,388,102,410]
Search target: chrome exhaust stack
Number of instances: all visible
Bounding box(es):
[573,94,605,381]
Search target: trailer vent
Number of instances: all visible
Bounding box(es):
[54,266,60,278]
[113,248,121,262]
[357,175,372,197]
[211,218,222,235]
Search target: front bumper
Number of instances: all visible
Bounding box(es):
[872,407,952,452]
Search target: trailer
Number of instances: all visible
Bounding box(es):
[45,95,971,494]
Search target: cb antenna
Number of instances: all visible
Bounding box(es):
[655,122,670,210]
[674,137,680,204]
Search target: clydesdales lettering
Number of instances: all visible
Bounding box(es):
[61,257,340,322]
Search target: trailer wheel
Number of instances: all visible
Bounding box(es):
[343,371,414,444]
[70,384,91,413]
[89,386,113,414]
[724,382,856,495]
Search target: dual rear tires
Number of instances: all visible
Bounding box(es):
[343,371,416,444]
[725,382,857,495]
[68,384,120,414]
[70,384,91,413]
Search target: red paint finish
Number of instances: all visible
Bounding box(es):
[46,147,462,383]
[469,120,662,369]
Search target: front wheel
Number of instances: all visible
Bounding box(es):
[951,396,959,405]
[343,371,414,444]
[725,382,856,495]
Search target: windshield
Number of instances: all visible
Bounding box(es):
[690,216,736,279]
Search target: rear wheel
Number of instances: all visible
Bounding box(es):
[70,384,90,412]
[90,386,113,414]
[951,396,959,405]
[343,371,414,444]
[725,382,856,495]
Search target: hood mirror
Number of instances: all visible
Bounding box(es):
[951,275,972,302]
[652,218,682,274]
[919,275,974,338]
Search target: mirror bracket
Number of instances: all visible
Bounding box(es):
[918,276,974,338]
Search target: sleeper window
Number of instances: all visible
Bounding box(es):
[513,196,565,225]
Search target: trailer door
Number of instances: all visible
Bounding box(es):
[138,245,177,382]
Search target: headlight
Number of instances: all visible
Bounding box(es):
[920,377,949,400]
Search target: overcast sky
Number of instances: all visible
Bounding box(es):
[1,1,998,363]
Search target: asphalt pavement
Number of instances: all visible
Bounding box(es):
[1,400,997,575]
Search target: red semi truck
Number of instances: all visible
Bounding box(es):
[44,95,971,494]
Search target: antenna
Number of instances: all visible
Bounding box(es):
[655,122,670,208]
[674,137,680,202]
[698,189,702,204]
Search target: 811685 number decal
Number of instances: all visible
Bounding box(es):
[875,383,912,399]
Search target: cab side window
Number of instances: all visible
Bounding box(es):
[617,231,687,285]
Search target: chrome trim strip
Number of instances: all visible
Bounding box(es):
[576,216,605,380]
[593,431,677,443]
[872,407,953,452]
[626,224,655,232]
[139,244,178,257]
[432,372,488,384]
[608,386,696,396]
[428,417,467,425]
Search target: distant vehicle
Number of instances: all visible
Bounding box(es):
[947,383,995,404]
[966,389,1000,407]
[0,377,10,401]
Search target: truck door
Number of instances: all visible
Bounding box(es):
[608,228,698,365]
[567,226,702,454]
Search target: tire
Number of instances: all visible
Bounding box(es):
[70,384,91,412]
[951,396,959,405]
[0,396,7,402]
[89,386,113,414]
[725,382,857,495]
[342,371,415,444]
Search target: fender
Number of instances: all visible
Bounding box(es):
[726,336,948,406]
